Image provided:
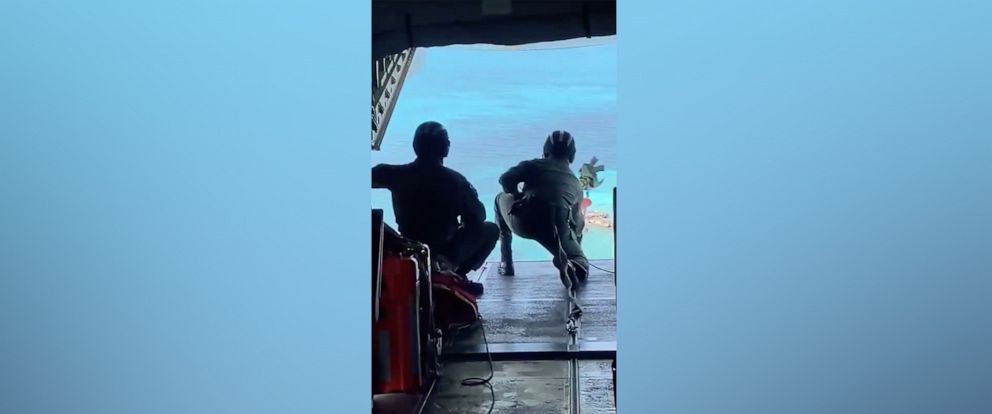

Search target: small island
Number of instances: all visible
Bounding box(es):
[585,210,613,229]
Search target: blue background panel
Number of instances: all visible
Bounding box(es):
[618,1,991,412]
[1,1,369,413]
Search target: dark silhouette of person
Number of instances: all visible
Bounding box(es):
[495,130,588,281]
[372,121,499,278]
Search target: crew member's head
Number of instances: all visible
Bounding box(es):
[412,121,450,161]
[543,130,576,163]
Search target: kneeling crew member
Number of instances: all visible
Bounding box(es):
[494,130,589,282]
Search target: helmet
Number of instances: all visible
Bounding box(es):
[412,121,450,159]
[543,130,576,163]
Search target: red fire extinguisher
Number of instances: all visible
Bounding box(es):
[372,254,423,394]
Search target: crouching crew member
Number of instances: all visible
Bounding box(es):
[495,130,589,283]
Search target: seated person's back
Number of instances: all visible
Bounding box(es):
[372,121,498,278]
[506,157,583,213]
[373,160,482,247]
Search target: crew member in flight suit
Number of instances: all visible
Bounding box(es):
[372,121,499,282]
[494,130,589,284]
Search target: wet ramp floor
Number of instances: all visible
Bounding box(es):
[426,260,616,414]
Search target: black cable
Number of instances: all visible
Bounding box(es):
[588,262,616,274]
[458,319,495,414]
[551,210,583,324]
[551,217,574,291]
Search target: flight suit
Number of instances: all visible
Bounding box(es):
[373,159,498,275]
[495,158,588,276]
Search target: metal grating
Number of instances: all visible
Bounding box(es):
[372,48,416,150]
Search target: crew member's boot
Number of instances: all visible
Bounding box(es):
[498,235,514,276]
